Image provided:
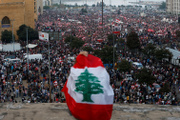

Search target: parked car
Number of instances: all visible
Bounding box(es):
[153,83,161,92]
[3,58,21,66]
[123,74,133,81]
[132,62,143,69]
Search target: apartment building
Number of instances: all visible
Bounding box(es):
[166,0,180,15]
[43,0,52,6]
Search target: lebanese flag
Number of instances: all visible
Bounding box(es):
[82,36,86,40]
[97,39,103,43]
[53,81,58,87]
[116,18,120,23]
[113,31,120,34]
[62,54,114,120]
[59,57,63,64]
[3,79,6,85]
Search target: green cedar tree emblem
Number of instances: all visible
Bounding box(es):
[75,69,104,103]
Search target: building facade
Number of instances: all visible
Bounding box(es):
[51,0,61,5]
[0,0,42,40]
[36,0,43,15]
[166,0,180,15]
[43,0,52,6]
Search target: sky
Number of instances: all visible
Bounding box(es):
[61,0,166,6]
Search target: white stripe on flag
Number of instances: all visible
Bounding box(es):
[67,67,114,105]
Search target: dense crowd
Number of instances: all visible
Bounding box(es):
[0,6,180,105]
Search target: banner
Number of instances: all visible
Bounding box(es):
[39,31,49,42]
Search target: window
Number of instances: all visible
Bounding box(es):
[2,16,10,25]
[1,16,10,28]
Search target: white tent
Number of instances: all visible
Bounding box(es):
[166,47,180,65]
[3,43,21,52]
[0,44,2,51]
[26,44,37,49]
[77,21,82,24]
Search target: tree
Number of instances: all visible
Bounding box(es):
[107,34,117,46]
[159,2,166,10]
[143,43,156,57]
[159,83,170,94]
[64,35,73,43]
[81,8,87,14]
[126,32,140,50]
[71,39,84,49]
[1,30,14,43]
[117,38,125,49]
[176,30,180,38]
[117,38,125,45]
[136,68,156,86]
[17,24,38,41]
[82,46,93,53]
[43,6,50,10]
[75,69,103,103]
[154,49,172,62]
[65,36,85,49]
[94,46,116,64]
[93,49,101,58]
[118,9,121,15]
[117,59,131,72]
[92,4,95,7]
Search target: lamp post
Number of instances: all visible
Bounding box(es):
[102,0,103,28]
[113,33,115,68]
[11,19,15,54]
[48,34,52,103]
[26,28,29,83]
[0,20,1,42]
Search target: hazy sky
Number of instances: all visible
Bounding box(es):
[62,0,166,6]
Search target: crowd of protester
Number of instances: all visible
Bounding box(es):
[0,6,180,105]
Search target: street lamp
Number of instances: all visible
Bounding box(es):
[0,20,1,42]
[102,0,103,28]
[26,28,29,83]
[11,19,15,54]
[113,33,115,68]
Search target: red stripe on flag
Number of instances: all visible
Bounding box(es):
[62,82,113,120]
[73,54,104,68]
[113,31,120,34]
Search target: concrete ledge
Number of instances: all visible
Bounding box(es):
[0,103,180,120]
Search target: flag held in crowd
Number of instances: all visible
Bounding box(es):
[62,54,114,120]
[39,31,49,42]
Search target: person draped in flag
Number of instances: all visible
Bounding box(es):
[62,51,114,120]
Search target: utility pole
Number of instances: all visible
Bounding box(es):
[11,19,15,54]
[0,20,1,42]
[48,35,52,103]
[26,28,29,83]
[113,33,115,68]
[102,0,103,27]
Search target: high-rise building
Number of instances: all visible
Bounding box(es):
[43,0,52,6]
[0,0,42,40]
[36,0,44,15]
[51,0,61,5]
[166,0,180,15]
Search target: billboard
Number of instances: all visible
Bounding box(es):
[39,31,49,42]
